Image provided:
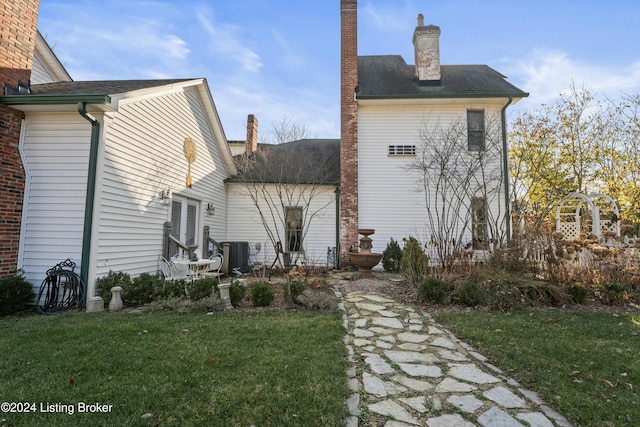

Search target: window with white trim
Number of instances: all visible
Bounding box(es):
[471,196,488,250]
[388,145,416,156]
[467,109,485,151]
[285,206,303,252]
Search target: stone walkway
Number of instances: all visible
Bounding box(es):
[335,288,574,427]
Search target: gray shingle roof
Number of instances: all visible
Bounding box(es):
[357,55,528,99]
[227,139,340,185]
[30,79,195,95]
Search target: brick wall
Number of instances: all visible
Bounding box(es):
[339,0,358,266]
[0,105,26,278]
[0,0,40,277]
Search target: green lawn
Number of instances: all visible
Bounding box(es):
[0,310,348,427]
[435,309,640,427]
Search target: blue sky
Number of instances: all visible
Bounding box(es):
[37,0,640,140]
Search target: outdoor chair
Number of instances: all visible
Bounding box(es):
[202,254,223,280]
[158,256,190,281]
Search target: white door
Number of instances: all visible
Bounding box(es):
[170,196,200,257]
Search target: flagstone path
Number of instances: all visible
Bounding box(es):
[335,287,574,427]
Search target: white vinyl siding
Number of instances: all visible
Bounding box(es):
[358,103,506,255]
[18,83,231,298]
[95,87,229,278]
[31,50,57,84]
[226,184,337,266]
[19,113,92,290]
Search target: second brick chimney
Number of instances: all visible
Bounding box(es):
[245,114,258,156]
[412,13,441,83]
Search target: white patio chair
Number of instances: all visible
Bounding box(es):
[171,261,191,280]
[158,256,189,281]
[202,254,223,280]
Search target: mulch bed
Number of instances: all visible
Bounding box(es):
[234,271,640,315]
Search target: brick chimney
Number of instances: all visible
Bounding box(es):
[340,0,359,267]
[245,114,258,156]
[0,0,40,278]
[412,13,441,82]
[1,0,40,91]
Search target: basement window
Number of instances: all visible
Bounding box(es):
[388,145,416,156]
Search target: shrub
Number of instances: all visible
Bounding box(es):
[490,279,566,311]
[250,282,274,307]
[123,273,159,306]
[400,237,429,288]
[567,285,589,304]
[95,271,131,306]
[0,271,35,316]
[599,282,627,305]
[229,280,247,307]
[453,281,487,307]
[418,276,450,304]
[382,238,403,272]
[296,290,339,310]
[155,279,187,300]
[187,278,217,301]
[283,280,307,304]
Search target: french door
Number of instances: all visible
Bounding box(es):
[170,196,199,257]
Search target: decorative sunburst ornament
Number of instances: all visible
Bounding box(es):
[183,137,197,188]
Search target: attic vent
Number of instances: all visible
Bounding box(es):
[388,145,416,156]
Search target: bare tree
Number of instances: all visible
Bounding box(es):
[263,115,314,145]
[233,118,339,267]
[408,113,505,270]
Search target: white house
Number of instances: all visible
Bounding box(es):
[0,2,530,310]
[339,3,528,266]
[2,36,236,308]
[225,138,340,269]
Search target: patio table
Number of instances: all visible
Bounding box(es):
[172,259,212,279]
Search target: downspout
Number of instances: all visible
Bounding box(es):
[501,96,513,242]
[77,101,100,307]
[335,186,340,269]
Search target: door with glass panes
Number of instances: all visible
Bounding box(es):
[170,196,199,258]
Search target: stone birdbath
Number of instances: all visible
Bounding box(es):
[348,228,383,278]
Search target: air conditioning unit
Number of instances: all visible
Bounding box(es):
[226,241,250,273]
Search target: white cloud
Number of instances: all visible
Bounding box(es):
[196,13,263,73]
[360,0,416,32]
[45,16,191,80]
[508,48,640,111]
[271,30,305,68]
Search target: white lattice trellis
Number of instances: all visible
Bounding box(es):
[555,193,620,240]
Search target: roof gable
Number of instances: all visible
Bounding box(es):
[32,31,73,84]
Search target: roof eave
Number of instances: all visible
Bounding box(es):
[357,92,529,100]
[0,94,113,112]
[0,93,111,105]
